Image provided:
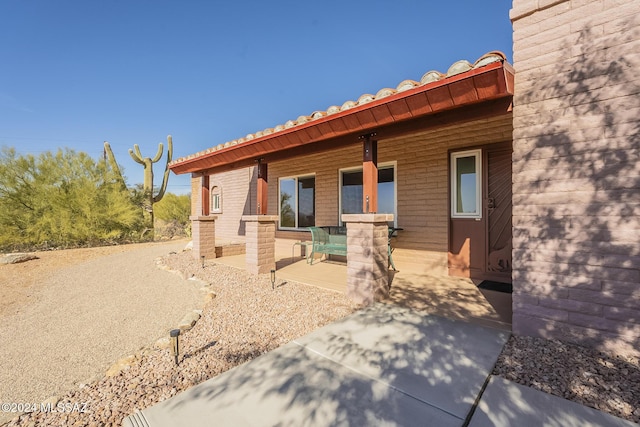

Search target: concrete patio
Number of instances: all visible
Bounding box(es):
[210,247,512,332]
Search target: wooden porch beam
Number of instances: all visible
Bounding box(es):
[201,175,210,216]
[257,159,268,215]
[361,133,378,213]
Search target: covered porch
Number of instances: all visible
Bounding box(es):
[209,243,512,331]
[170,52,515,307]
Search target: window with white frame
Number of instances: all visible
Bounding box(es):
[451,150,482,218]
[279,175,315,229]
[339,163,396,223]
[211,185,222,214]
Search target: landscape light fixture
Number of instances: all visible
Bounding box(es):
[170,329,180,365]
[270,269,276,290]
[201,255,205,269]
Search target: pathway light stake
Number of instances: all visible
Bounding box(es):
[201,255,205,269]
[270,269,276,290]
[170,329,180,365]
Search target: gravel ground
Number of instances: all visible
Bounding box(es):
[0,241,203,426]
[494,335,640,423]
[3,249,638,426]
[3,250,359,426]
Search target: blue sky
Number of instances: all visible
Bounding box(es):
[0,1,513,194]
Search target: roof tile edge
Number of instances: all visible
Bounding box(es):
[170,51,508,166]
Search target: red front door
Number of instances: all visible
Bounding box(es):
[448,142,512,283]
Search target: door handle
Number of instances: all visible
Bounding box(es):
[487,198,496,209]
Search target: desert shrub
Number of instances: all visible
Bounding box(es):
[153,192,191,239]
[0,147,144,251]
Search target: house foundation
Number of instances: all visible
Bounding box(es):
[189,216,217,261]
[242,215,277,274]
[343,214,393,305]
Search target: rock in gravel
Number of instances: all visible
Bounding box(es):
[0,253,38,264]
[177,310,201,330]
[494,335,640,424]
[154,337,171,349]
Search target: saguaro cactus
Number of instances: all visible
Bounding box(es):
[103,142,127,190]
[128,135,173,236]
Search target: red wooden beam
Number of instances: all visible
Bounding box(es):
[201,175,210,216]
[257,161,268,215]
[361,134,378,213]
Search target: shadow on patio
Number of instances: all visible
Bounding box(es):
[212,250,511,332]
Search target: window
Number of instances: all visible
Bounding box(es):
[279,175,315,229]
[451,150,482,218]
[339,163,396,223]
[211,185,222,214]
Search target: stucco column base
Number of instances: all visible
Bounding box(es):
[342,214,394,305]
[189,216,217,261]
[241,215,278,275]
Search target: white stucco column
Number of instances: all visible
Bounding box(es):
[342,214,393,305]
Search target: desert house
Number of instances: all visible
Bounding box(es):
[169,0,639,357]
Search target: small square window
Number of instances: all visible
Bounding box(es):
[211,186,222,214]
[451,150,481,218]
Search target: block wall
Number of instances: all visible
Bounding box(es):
[190,217,216,260]
[511,0,640,356]
[344,216,391,305]
[189,168,257,242]
[210,167,257,242]
[267,114,512,276]
[244,217,276,274]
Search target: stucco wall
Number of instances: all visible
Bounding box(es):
[511,0,640,356]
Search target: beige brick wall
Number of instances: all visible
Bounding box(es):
[384,115,512,275]
[344,215,391,304]
[190,216,216,260]
[511,0,640,356]
[190,168,257,242]
[244,216,277,274]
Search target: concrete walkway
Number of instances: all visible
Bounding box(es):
[469,376,636,427]
[125,304,508,426]
[123,303,637,427]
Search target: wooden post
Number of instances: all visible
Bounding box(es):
[201,175,210,216]
[361,133,378,213]
[257,160,268,215]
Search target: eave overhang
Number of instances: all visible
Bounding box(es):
[170,55,514,176]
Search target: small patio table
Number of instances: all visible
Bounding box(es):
[291,241,313,263]
[316,225,403,271]
[388,227,403,271]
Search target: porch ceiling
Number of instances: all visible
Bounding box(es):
[170,52,514,176]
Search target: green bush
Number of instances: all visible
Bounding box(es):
[0,147,144,251]
[153,192,191,239]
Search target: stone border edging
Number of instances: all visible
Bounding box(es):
[103,253,215,378]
